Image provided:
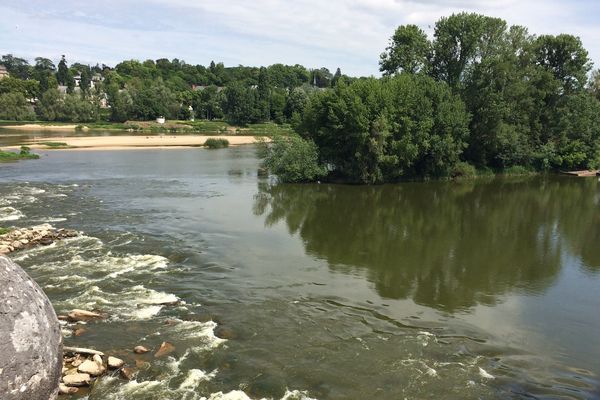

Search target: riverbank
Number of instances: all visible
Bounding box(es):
[0,120,293,136]
[9,135,267,150]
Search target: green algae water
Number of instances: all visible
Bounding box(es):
[1,145,599,399]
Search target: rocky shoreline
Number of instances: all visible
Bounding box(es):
[0,224,79,255]
[1,225,207,397]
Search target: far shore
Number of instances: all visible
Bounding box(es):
[7,135,267,151]
[2,123,85,131]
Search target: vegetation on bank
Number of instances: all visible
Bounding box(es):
[204,138,229,149]
[263,13,600,183]
[0,119,293,136]
[0,227,12,235]
[0,146,39,162]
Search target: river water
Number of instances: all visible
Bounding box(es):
[1,142,599,399]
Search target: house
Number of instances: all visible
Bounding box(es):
[0,65,9,79]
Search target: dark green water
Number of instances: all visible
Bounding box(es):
[1,145,599,399]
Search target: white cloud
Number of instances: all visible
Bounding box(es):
[0,0,598,76]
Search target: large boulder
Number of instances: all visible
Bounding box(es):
[0,256,62,399]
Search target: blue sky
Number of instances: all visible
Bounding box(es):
[1,0,599,76]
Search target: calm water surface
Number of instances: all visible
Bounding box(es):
[0,144,599,399]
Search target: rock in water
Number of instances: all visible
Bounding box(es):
[77,360,105,377]
[133,345,149,354]
[154,341,175,358]
[62,373,91,387]
[108,356,124,369]
[120,367,136,380]
[67,309,104,322]
[0,256,62,399]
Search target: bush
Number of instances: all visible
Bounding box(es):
[262,135,326,183]
[204,138,230,149]
[450,161,477,179]
[0,93,35,120]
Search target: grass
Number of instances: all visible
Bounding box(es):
[0,146,40,162]
[0,227,12,235]
[204,138,230,149]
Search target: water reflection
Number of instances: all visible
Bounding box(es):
[254,177,600,311]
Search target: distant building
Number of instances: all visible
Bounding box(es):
[0,65,9,79]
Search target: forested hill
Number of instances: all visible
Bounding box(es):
[0,54,347,125]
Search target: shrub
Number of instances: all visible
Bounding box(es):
[204,138,230,149]
[450,161,477,179]
[262,135,327,183]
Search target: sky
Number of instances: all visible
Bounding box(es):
[0,0,599,77]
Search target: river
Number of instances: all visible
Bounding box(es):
[1,141,599,399]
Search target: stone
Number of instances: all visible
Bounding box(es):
[154,341,175,358]
[120,367,136,380]
[63,346,104,356]
[133,345,149,354]
[92,354,103,365]
[67,309,104,322]
[77,360,105,377]
[58,383,78,394]
[0,256,62,400]
[108,356,124,369]
[71,357,83,368]
[62,373,91,387]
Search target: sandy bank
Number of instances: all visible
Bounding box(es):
[2,123,83,131]
[19,135,267,150]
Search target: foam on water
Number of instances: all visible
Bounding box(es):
[0,206,24,221]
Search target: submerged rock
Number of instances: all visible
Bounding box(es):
[0,256,63,400]
[67,309,105,322]
[154,341,175,358]
[133,345,149,354]
[120,367,136,380]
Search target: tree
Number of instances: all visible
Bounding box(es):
[331,68,342,86]
[223,82,257,124]
[431,13,507,89]
[36,89,63,121]
[261,135,327,183]
[0,93,35,120]
[80,66,92,92]
[56,55,69,85]
[299,74,470,182]
[533,34,591,93]
[1,54,31,79]
[379,25,431,75]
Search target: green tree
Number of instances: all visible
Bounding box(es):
[261,135,327,183]
[1,54,31,79]
[36,89,63,121]
[56,55,69,85]
[223,82,257,124]
[380,25,431,75]
[0,93,35,120]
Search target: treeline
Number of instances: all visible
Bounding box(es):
[0,53,347,124]
[274,13,600,182]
